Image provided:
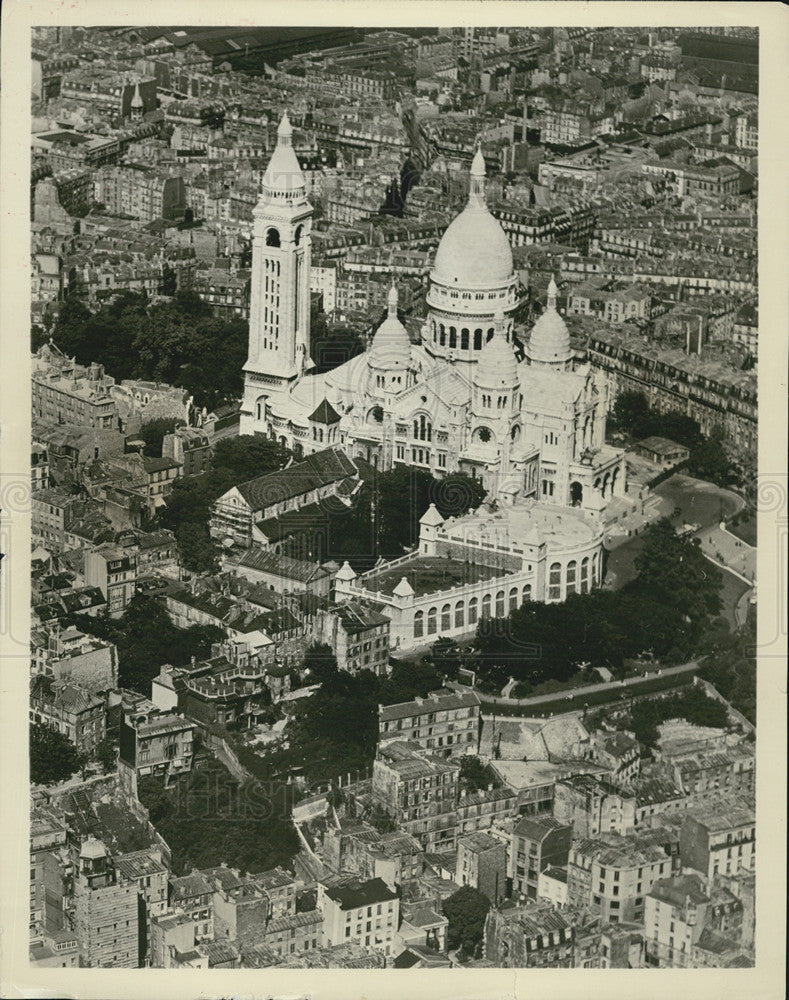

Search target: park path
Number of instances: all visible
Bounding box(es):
[453,660,701,710]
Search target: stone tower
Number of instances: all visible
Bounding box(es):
[241,113,313,437]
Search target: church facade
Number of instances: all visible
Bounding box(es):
[241,115,626,515]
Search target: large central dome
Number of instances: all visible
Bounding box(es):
[431,149,514,288]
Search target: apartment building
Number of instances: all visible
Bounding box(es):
[319,877,400,958]
[30,676,107,755]
[119,707,195,784]
[511,815,573,900]
[371,740,460,852]
[378,689,481,758]
[314,601,390,676]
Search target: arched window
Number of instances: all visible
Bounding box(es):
[461,328,469,350]
[455,600,464,628]
[449,327,457,349]
[468,597,478,625]
[566,560,577,595]
[549,562,562,601]
[509,587,518,612]
[474,329,483,350]
[414,610,424,639]
[580,557,590,594]
[440,325,446,346]
[441,604,451,631]
[522,583,532,604]
[371,405,384,423]
[294,224,303,246]
[481,594,492,619]
[427,607,438,635]
[414,414,432,441]
[266,227,280,247]
[496,590,505,618]
[487,328,494,342]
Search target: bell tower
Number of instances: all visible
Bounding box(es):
[241,113,313,436]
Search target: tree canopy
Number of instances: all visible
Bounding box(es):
[442,886,491,956]
[52,290,249,410]
[30,723,83,786]
[65,595,224,695]
[610,390,734,486]
[139,417,185,458]
[137,757,300,876]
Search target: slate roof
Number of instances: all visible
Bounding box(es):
[308,398,341,424]
[379,688,480,723]
[170,872,213,900]
[235,447,358,512]
[325,876,398,911]
[238,546,331,585]
[513,815,571,842]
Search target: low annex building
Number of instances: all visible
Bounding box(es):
[336,496,605,651]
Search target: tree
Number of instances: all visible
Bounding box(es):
[629,518,722,625]
[302,642,338,686]
[212,436,293,482]
[139,417,185,458]
[459,756,495,793]
[431,637,461,680]
[442,886,491,956]
[176,521,219,574]
[612,390,650,434]
[30,724,82,786]
[688,426,733,486]
[160,264,177,296]
[95,736,118,773]
[378,660,443,705]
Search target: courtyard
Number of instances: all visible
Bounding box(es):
[361,556,507,598]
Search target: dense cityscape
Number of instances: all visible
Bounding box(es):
[28,24,757,971]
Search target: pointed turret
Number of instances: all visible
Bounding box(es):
[393,576,415,598]
[335,560,357,583]
[260,113,307,205]
[419,503,445,527]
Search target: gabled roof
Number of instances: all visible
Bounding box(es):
[234,447,358,512]
[238,546,331,585]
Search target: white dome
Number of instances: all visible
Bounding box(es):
[369,283,411,368]
[260,113,307,203]
[527,278,571,365]
[431,149,514,289]
[474,314,519,388]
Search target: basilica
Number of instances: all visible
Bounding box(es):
[240,114,626,515]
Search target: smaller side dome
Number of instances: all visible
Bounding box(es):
[474,309,519,388]
[527,275,572,366]
[369,282,411,369]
